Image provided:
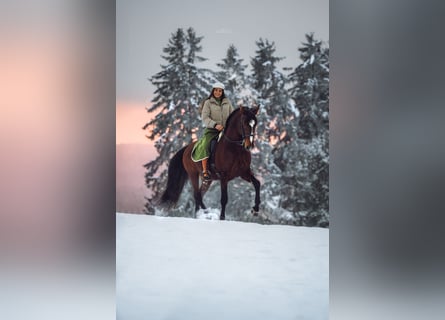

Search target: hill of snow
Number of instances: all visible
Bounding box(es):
[117,212,328,320]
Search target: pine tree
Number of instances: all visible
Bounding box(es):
[248,39,299,223]
[277,33,329,226]
[142,27,211,214]
[250,38,295,145]
[216,44,249,105]
[251,34,330,227]
[288,33,329,140]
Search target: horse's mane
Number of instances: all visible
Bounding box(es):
[224,107,256,132]
[224,108,241,131]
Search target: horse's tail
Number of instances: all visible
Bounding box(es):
[160,146,188,207]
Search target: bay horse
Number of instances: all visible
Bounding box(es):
[159,106,261,220]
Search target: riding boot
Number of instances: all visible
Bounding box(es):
[202,158,210,180]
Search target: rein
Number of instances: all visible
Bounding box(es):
[223,134,245,145]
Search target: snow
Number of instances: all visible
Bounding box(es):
[228,73,238,80]
[196,207,221,220]
[266,195,281,210]
[117,212,328,320]
[288,99,300,118]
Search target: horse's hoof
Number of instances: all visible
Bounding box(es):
[220,216,225,220]
[251,209,259,216]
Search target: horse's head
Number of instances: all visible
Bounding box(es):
[240,107,259,150]
[238,105,259,150]
[224,105,260,150]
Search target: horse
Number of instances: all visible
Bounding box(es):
[159,106,261,220]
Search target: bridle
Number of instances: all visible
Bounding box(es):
[223,113,256,149]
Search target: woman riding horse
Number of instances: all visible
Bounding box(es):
[159,85,260,220]
[192,82,234,180]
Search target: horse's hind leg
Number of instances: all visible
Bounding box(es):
[190,173,206,211]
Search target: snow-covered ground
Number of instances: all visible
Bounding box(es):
[117,212,328,320]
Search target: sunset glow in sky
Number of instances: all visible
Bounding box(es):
[116,101,152,145]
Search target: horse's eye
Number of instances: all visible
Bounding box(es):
[249,119,255,127]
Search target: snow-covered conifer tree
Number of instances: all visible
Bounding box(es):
[143,27,211,214]
[276,33,329,226]
[216,44,249,106]
[248,39,299,223]
[288,33,329,140]
[250,38,295,145]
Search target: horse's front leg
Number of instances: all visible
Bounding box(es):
[242,172,261,215]
[250,174,261,215]
[220,180,228,220]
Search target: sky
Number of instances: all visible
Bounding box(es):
[116,0,329,144]
[116,212,329,319]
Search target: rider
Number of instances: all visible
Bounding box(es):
[192,82,234,180]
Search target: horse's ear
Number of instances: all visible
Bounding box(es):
[252,104,260,115]
[240,106,244,114]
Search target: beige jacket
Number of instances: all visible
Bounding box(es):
[202,97,234,129]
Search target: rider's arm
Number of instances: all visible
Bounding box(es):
[202,101,217,129]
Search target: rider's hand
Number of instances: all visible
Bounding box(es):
[215,124,224,131]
